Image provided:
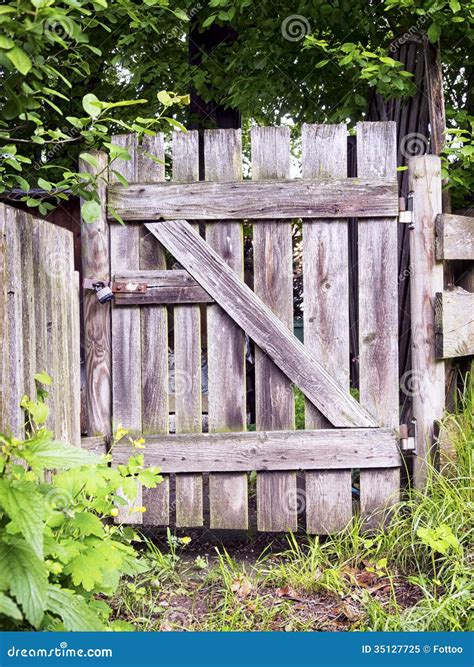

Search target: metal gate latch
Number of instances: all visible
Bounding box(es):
[399,191,414,225]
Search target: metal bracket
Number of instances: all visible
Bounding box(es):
[399,419,417,455]
[398,191,414,225]
[83,278,147,294]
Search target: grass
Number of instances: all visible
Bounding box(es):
[110,375,473,632]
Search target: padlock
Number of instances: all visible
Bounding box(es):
[93,281,114,304]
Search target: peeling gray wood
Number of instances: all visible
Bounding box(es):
[108,178,399,221]
[146,220,378,428]
[80,151,112,438]
[112,428,400,472]
[408,156,445,488]
[435,213,474,260]
[110,135,142,524]
[435,288,474,359]
[357,122,400,528]
[137,132,170,526]
[302,123,352,534]
[172,130,203,527]
[205,128,248,531]
[252,126,296,532]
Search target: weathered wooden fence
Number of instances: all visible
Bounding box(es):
[81,122,406,533]
[0,203,80,444]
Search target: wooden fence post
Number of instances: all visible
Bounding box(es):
[408,155,445,487]
[80,152,112,439]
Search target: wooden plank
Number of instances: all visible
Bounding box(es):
[408,156,445,488]
[435,288,474,359]
[435,213,474,260]
[252,126,296,532]
[205,129,248,531]
[18,211,36,404]
[42,221,58,435]
[172,130,203,527]
[112,428,401,472]
[80,151,112,438]
[108,178,399,221]
[113,270,213,305]
[138,132,170,526]
[109,135,142,524]
[71,271,81,445]
[302,123,352,534]
[4,206,24,438]
[0,205,8,433]
[357,122,400,528]
[146,220,378,429]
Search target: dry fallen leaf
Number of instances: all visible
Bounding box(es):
[231,577,253,599]
[275,585,303,601]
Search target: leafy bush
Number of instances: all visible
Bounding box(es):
[0,373,162,631]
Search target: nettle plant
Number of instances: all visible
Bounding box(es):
[0,373,162,631]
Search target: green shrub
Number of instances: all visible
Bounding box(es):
[0,373,162,631]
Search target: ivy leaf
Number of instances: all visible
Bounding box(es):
[71,512,104,537]
[0,592,23,621]
[6,46,32,75]
[0,480,44,558]
[0,540,48,628]
[47,586,104,631]
[81,199,101,224]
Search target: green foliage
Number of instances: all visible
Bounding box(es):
[0,378,162,631]
[0,0,189,216]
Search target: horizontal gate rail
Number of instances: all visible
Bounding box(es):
[107,428,401,472]
[435,287,474,359]
[435,213,474,260]
[113,269,214,305]
[108,177,399,221]
[146,219,378,428]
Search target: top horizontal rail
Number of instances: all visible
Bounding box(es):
[107,178,399,221]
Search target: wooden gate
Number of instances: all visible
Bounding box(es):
[81,122,404,533]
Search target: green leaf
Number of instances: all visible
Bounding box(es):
[34,370,52,386]
[314,59,330,68]
[0,592,23,621]
[449,0,461,12]
[0,36,15,49]
[157,90,173,106]
[71,512,104,537]
[6,46,32,75]
[0,480,44,558]
[81,199,101,224]
[110,170,129,188]
[417,525,460,555]
[79,152,99,169]
[20,395,49,425]
[37,177,52,192]
[22,433,99,471]
[82,93,102,118]
[427,23,441,43]
[0,540,48,627]
[47,586,104,631]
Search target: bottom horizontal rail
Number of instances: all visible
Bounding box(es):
[89,428,402,473]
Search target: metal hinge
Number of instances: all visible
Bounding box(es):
[398,191,414,226]
[399,419,417,455]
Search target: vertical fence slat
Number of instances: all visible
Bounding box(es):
[80,151,112,438]
[0,206,8,433]
[252,126,297,532]
[408,156,444,487]
[18,211,37,403]
[357,122,400,528]
[110,134,142,524]
[53,227,71,441]
[302,124,352,534]
[205,129,248,530]
[172,130,203,526]
[71,271,81,445]
[139,133,170,525]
